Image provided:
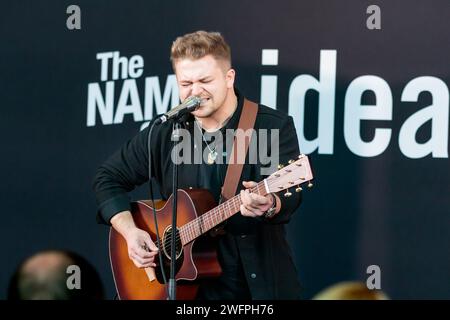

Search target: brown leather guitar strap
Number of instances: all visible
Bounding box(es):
[220,98,259,203]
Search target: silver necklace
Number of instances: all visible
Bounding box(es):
[194,101,236,164]
[195,120,218,164]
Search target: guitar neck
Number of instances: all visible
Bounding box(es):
[178,154,314,245]
[179,181,268,245]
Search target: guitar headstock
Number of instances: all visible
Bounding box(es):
[265,154,314,196]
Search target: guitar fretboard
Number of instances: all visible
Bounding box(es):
[179,181,267,245]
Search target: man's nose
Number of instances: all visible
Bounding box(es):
[191,83,203,96]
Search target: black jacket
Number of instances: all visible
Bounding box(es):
[93,89,302,299]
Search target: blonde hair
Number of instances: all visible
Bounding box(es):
[313,281,389,300]
[170,31,231,70]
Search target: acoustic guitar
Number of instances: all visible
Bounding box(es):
[109,154,314,299]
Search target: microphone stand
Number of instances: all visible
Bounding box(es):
[168,120,181,300]
[155,96,200,300]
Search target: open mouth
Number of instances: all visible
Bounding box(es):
[200,97,211,105]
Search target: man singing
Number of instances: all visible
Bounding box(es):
[93,30,302,299]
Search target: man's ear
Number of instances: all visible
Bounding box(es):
[226,68,235,88]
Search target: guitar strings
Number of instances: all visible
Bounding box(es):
[178,184,262,239]
[179,172,307,244]
[157,161,308,257]
[155,183,263,252]
[158,189,251,253]
[157,181,274,250]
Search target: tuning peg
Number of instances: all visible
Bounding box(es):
[277,164,284,169]
[284,190,292,197]
[308,182,313,188]
[295,186,303,192]
[288,159,294,164]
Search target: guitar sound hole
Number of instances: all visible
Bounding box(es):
[162,226,183,260]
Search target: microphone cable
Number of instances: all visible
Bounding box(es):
[147,120,169,298]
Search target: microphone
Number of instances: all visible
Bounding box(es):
[154,96,202,124]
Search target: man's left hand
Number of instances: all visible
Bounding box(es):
[240,181,277,218]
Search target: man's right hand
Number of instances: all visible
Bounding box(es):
[124,227,159,269]
[110,211,159,269]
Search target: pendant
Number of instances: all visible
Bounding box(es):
[207,150,218,164]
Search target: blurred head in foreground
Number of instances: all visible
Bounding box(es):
[8,250,104,300]
[313,281,389,300]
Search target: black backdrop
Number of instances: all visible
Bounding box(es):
[1,0,449,299]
